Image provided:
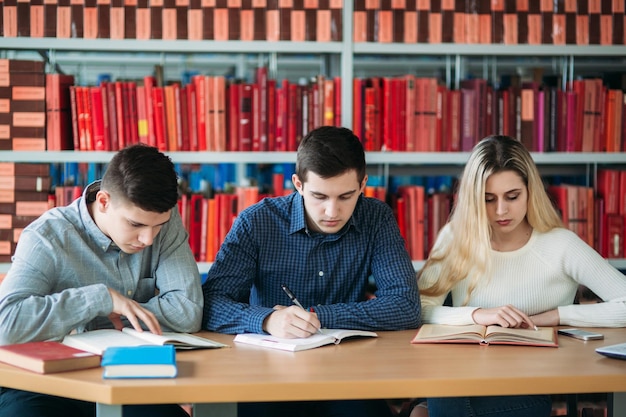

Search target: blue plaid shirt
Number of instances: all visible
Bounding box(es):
[202,192,421,334]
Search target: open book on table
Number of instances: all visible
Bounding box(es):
[411,324,558,347]
[234,329,378,352]
[62,328,228,355]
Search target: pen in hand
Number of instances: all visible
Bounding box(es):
[281,284,306,310]
[280,284,324,335]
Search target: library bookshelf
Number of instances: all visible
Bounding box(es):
[1,3,626,273]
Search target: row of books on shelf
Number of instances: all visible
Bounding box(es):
[3,57,626,153]
[1,162,625,263]
[63,68,342,153]
[1,0,343,42]
[40,72,626,153]
[353,0,626,45]
[3,2,626,46]
[355,74,626,153]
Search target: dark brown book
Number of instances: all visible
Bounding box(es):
[330,0,342,41]
[2,100,46,113]
[70,0,84,38]
[0,0,5,36]
[200,0,213,39]
[304,0,317,41]
[97,0,111,38]
[612,0,624,45]
[420,0,432,43]
[253,0,266,41]
[279,0,292,40]
[44,0,57,37]
[564,0,576,44]
[0,73,45,88]
[0,176,52,192]
[516,0,528,43]
[0,341,101,374]
[150,0,163,39]
[228,1,240,40]
[0,162,50,177]
[125,0,137,38]
[16,0,30,37]
[391,3,404,43]
[0,190,50,203]
[0,59,45,73]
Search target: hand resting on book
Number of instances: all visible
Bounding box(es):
[263,305,322,339]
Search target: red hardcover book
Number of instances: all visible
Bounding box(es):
[227,80,240,151]
[239,83,253,152]
[192,75,207,151]
[211,76,226,152]
[45,73,75,151]
[602,214,624,258]
[151,86,167,151]
[0,341,100,374]
[164,84,179,151]
[251,83,261,151]
[267,78,277,150]
[273,79,287,152]
[89,86,107,151]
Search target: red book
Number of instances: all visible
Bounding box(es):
[0,341,101,374]
[89,86,107,151]
[227,80,240,152]
[602,213,624,258]
[239,83,253,152]
[136,0,150,39]
[45,73,75,151]
[151,86,167,151]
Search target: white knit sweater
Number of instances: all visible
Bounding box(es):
[419,226,626,327]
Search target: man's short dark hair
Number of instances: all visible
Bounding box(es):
[101,144,178,213]
[295,126,366,183]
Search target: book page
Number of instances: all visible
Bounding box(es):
[62,329,151,355]
[122,328,228,349]
[485,326,555,344]
[321,329,378,343]
[234,333,336,352]
[414,324,487,341]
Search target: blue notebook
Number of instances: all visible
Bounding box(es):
[101,345,177,379]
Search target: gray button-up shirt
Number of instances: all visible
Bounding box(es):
[0,181,202,345]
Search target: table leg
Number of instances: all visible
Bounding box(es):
[95,403,123,417]
[608,392,626,417]
[193,402,237,417]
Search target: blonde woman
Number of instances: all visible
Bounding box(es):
[415,135,626,417]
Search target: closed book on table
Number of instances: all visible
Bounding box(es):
[101,345,177,379]
[0,341,101,374]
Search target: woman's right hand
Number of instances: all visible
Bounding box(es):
[472,305,537,329]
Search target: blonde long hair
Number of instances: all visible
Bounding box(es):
[419,135,564,302]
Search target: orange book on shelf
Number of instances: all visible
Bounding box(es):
[204,197,217,262]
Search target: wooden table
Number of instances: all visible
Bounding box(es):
[1,328,625,417]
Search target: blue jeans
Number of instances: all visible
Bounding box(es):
[0,388,190,417]
[427,395,552,417]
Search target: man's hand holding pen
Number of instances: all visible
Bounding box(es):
[263,305,322,338]
[260,284,323,338]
